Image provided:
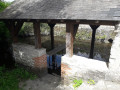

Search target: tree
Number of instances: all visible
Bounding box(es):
[0,2,15,68]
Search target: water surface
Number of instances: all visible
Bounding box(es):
[19,35,112,62]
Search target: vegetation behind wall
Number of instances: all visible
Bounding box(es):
[0,1,15,68]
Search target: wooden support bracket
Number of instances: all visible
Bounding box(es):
[4,21,24,43]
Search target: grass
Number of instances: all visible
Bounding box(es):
[0,65,37,90]
[73,79,83,89]
[87,79,95,85]
[72,78,96,89]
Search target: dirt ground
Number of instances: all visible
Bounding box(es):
[19,74,120,90]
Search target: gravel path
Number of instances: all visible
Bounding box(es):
[19,74,120,90]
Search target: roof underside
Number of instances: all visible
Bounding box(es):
[0,0,120,21]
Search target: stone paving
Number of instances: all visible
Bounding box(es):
[19,74,120,90]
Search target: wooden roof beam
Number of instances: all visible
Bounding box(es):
[1,19,118,26]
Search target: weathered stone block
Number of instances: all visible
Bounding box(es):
[61,55,120,84]
[61,55,108,85]
[13,43,47,74]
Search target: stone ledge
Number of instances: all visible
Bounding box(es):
[61,55,120,84]
[62,55,108,71]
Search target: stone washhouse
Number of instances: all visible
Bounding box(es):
[0,0,120,83]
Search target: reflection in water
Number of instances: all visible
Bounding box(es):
[19,35,112,62]
[77,51,105,61]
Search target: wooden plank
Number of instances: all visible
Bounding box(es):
[47,44,65,55]
[33,22,41,49]
[89,25,100,58]
[66,23,74,57]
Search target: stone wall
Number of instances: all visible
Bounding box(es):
[13,43,47,73]
[109,31,120,71]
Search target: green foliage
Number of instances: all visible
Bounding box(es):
[0,65,37,90]
[19,23,50,36]
[87,79,95,85]
[0,1,11,43]
[0,1,11,12]
[73,79,83,89]
[40,23,50,33]
[19,22,33,36]
[0,22,10,41]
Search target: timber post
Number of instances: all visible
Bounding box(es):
[89,25,100,59]
[33,21,41,49]
[73,24,79,40]
[66,22,74,57]
[48,24,56,50]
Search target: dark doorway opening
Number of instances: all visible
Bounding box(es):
[47,55,62,75]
